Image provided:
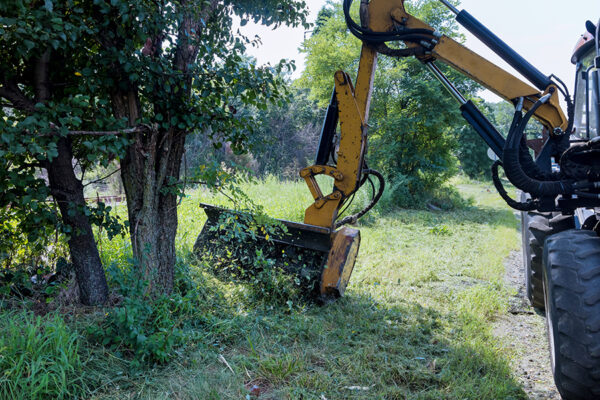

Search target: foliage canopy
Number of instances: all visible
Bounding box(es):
[0,0,310,298]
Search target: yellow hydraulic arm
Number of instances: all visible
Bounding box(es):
[302,0,568,230]
[370,0,567,130]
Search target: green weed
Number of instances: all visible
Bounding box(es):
[0,311,85,400]
[429,224,451,236]
[87,263,208,368]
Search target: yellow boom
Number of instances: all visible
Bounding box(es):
[301,0,567,294]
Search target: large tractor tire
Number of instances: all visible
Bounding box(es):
[543,229,600,400]
[520,191,548,309]
[520,190,574,310]
[523,212,551,309]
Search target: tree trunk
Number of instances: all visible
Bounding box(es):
[119,128,186,295]
[46,137,109,305]
[109,1,218,295]
[1,66,109,306]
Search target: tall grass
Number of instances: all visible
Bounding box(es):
[97,175,376,265]
[0,311,85,400]
[88,176,527,399]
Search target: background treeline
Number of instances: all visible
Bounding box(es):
[184,2,526,210]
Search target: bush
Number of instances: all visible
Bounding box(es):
[87,263,205,368]
[0,311,84,400]
[380,174,472,211]
[455,125,493,180]
[195,210,324,309]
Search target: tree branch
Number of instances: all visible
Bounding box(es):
[45,124,150,137]
[34,49,51,103]
[83,168,122,187]
[174,0,220,75]
[0,81,37,114]
[66,129,135,136]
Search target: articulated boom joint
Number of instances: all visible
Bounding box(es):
[300,165,345,210]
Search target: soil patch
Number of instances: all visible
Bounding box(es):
[494,250,560,399]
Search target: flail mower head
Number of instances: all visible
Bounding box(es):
[193,0,393,302]
[193,203,360,302]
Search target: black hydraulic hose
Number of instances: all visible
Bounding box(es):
[509,103,523,133]
[517,136,563,181]
[348,30,436,45]
[575,191,600,200]
[491,161,538,211]
[336,169,385,228]
[376,44,426,58]
[549,74,575,137]
[343,0,434,36]
[343,0,436,44]
[508,98,546,148]
[502,94,574,197]
[336,162,371,221]
[505,100,554,181]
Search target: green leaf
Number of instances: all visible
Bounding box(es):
[23,40,36,51]
[44,0,53,12]
[22,116,36,126]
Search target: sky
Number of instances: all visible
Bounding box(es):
[239,0,600,103]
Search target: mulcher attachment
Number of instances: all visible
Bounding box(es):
[193,203,360,301]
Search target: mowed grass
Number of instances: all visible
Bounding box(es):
[93,176,524,400]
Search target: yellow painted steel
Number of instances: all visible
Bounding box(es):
[303,52,378,229]
[320,227,361,297]
[375,0,568,130]
[304,193,342,227]
[303,47,378,294]
[300,165,344,203]
[304,0,570,293]
[426,34,566,131]
[354,45,379,120]
[334,70,367,196]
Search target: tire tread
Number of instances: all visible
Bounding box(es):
[544,229,600,399]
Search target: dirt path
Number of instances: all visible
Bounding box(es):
[494,250,561,399]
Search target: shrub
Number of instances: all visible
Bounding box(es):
[455,125,493,180]
[0,311,84,400]
[87,263,206,368]
[380,174,472,211]
[195,210,323,309]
